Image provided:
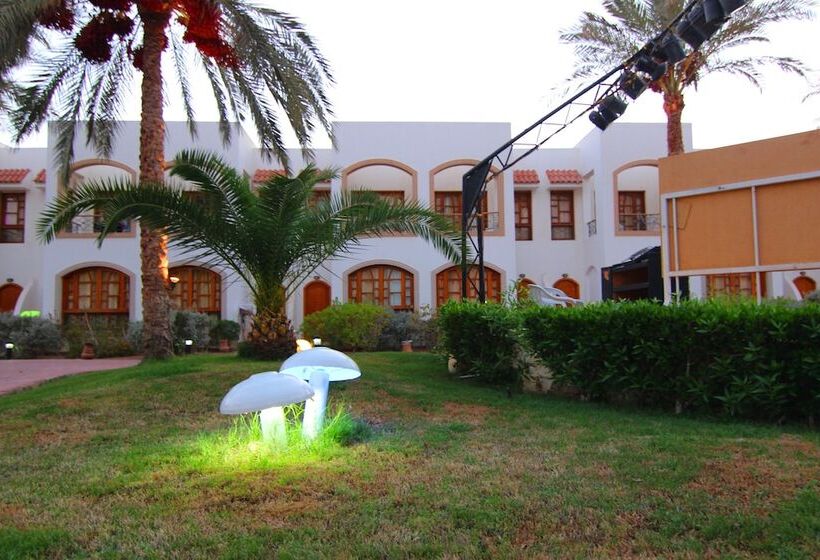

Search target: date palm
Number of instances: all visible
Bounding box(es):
[37,150,462,359]
[1,0,333,358]
[561,0,815,155]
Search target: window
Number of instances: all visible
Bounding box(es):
[169,266,221,315]
[436,266,501,306]
[348,265,414,311]
[1,192,25,243]
[707,273,764,298]
[309,190,330,207]
[514,191,532,240]
[374,191,404,204]
[63,267,129,316]
[550,191,574,240]
[618,191,647,231]
[435,192,489,230]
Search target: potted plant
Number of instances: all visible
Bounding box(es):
[210,320,240,352]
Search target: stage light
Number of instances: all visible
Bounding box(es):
[619,71,648,100]
[653,35,686,64]
[634,54,667,82]
[589,94,628,131]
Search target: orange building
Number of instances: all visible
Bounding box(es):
[658,130,820,302]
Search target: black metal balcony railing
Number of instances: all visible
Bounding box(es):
[587,219,597,237]
[443,212,500,232]
[69,214,131,234]
[618,213,660,232]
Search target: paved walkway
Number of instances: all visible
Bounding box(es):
[0,357,142,395]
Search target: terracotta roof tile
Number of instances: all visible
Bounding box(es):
[546,169,583,184]
[34,169,46,184]
[0,169,30,184]
[513,169,539,184]
[252,169,286,183]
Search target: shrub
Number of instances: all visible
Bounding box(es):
[61,314,134,358]
[521,299,820,423]
[301,303,391,351]
[377,306,437,350]
[210,319,240,342]
[437,300,527,385]
[127,321,143,353]
[171,311,211,352]
[0,314,63,358]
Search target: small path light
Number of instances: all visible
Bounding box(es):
[220,372,314,446]
[280,347,360,440]
[4,342,13,360]
[184,339,193,354]
[312,337,322,347]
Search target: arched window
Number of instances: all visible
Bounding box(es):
[169,266,221,316]
[348,265,414,311]
[436,266,501,306]
[62,267,129,317]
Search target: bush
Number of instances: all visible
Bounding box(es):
[0,314,63,358]
[301,303,391,351]
[210,319,240,342]
[127,321,143,353]
[521,299,820,423]
[61,314,134,358]
[377,306,438,350]
[437,300,527,385]
[171,311,211,352]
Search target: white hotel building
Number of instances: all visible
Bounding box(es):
[0,120,812,329]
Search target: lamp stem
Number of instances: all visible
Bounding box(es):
[259,406,287,447]
[302,370,330,440]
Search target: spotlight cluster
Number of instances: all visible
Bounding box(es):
[589,0,748,130]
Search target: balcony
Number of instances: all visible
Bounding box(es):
[441,211,500,233]
[68,214,131,234]
[618,213,659,233]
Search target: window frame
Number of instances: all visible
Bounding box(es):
[348,265,415,311]
[618,190,647,231]
[514,190,532,241]
[436,266,501,306]
[62,267,130,316]
[169,266,222,316]
[550,190,575,240]
[0,192,25,243]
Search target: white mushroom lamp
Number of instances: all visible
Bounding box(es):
[280,347,361,440]
[219,372,314,446]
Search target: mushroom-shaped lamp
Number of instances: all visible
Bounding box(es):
[280,347,361,439]
[220,372,314,446]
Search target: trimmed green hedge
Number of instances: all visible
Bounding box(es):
[301,303,391,351]
[437,300,526,385]
[520,300,820,422]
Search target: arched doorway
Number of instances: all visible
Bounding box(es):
[553,278,580,299]
[0,283,22,313]
[794,276,816,299]
[304,280,331,317]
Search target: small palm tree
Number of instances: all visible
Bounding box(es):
[37,150,463,358]
[2,0,333,358]
[561,0,815,155]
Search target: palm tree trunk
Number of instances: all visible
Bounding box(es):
[663,90,686,156]
[137,9,173,359]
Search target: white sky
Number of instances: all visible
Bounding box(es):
[5,0,819,151]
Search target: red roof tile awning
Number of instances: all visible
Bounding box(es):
[0,169,30,184]
[34,169,46,184]
[513,169,539,184]
[546,169,583,184]
[252,169,286,183]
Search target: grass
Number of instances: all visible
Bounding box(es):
[0,352,817,559]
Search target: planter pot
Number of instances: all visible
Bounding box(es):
[401,340,413,353]
[219,339,232,352]
[80,343,95,360]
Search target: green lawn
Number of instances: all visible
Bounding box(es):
[0,353,817,559]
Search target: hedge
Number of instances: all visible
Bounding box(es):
[301,303,391,351]
[437,300,526,385]
[520,300,820,423]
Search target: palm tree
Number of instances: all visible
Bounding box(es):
[37,150,463,358]
[1,0,333,358]
[561,0,815,155]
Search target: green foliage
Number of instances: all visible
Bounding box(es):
[239,311,296,360]
[377,306,438,350]
[0,314,62,359]
[62,315,134,358]
[171,311,211,352]
[210,319,240,342]
[301,303,391,351]
[521,299,820,422]
[437,300,527,385]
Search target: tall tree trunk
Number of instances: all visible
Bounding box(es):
[137,9,173,359]
[663,90,686,156]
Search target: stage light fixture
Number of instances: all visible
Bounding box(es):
[619,71,648,100]
[634,54,667,82]
[653,35,686,64]
[589,94,628,131]
[687,3,722,41]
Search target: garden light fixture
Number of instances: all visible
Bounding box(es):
[280,347,361,440]
[4,342,13,360]
[184,339,193,354]
[220,372,314,446]
[312,337,322,347]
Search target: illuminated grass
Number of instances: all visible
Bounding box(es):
[0,352,817,558]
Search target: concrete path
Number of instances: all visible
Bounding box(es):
[0,357,142,395]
